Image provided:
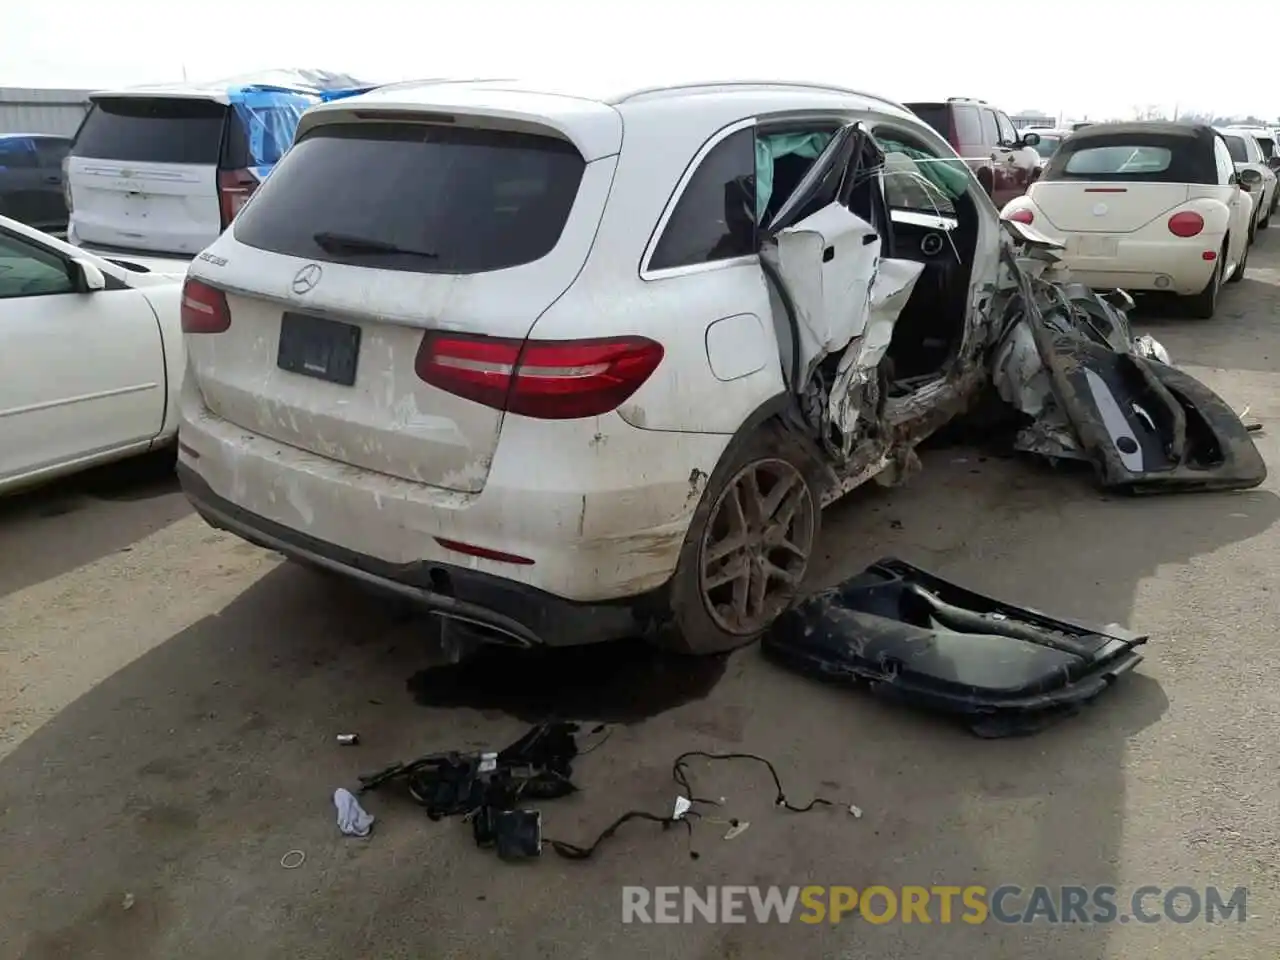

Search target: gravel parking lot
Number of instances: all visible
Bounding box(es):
[4,231,1280,960]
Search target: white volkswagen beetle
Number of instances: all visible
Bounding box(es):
[1002,121,1253,319]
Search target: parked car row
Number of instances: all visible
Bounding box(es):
[2,79,1268,659]
[904,97,1041,207]
[1001,121,1278,318]
[0,70,370,266]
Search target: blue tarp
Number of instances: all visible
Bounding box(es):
[218,69,376,172]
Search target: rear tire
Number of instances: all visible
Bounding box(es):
[1186,248,1223,318]
[655,422,823,656]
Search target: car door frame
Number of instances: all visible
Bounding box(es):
[0,223,168,485]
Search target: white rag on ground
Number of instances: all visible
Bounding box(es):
[334,787,375,837]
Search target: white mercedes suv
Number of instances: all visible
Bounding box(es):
[176,78,1020,654]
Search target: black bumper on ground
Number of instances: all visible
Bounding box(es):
[177,463,670,647]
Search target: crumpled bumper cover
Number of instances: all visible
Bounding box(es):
[762,558,1147,737]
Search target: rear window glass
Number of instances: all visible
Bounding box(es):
[1043,135,1213,184]
[1222,135,1247,163]
[232,123,586,275]
[1032,136,1062,158]
[1063,146,1172,175]
[907,104,950,140]
[73,97,228,164]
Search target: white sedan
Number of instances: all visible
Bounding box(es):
[1001,121,1252,319]
[0,215,189,494]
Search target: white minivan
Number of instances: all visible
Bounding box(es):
[65,71,369,264]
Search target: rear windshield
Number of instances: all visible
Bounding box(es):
[1043,136,1212,184]
[906,104,951,139]
[1032,136,1062,158]
[73,97,228,164]
[1222,135,1247,163]
[233,123,587,275]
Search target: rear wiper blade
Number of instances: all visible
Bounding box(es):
[312,231,438,259]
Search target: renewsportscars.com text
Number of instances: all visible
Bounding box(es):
[621,885,1248,925]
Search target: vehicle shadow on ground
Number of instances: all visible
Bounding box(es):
[2,442,1274,958]
[0,452,188,598]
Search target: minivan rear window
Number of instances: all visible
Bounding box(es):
[232,123,587,274]
[73,97,228,164]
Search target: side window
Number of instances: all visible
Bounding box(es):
[0,231,75,299]
[0,138,37,170]
[649,127,757,271]
[36,140,70,168]
[876,129,963,216]
[952,106,982,146]
[1213,138,1235,185]
[996,112,1018,146]
[978,110,1000,147]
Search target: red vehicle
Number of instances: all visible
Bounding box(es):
[905,98,1040,208]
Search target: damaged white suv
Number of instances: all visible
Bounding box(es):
[177,79,1264,656]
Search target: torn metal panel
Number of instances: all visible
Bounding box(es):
[825,257,926,448]
[1000,250,1266,493]
[761,557,1147,738]
[761,202,881,385]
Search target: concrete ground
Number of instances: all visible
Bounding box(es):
[4,231,1280,960]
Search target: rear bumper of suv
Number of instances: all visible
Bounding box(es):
[176,388,733,646]
[179,463,670,647]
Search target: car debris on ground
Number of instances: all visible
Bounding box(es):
[762,557,1147,738]
[350,722,848,862]
[989,223,1266,493]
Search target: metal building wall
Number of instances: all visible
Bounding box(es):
[0,88,92,137]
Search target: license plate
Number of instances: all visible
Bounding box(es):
[1076,235,1119,257]
[277,313,361,386]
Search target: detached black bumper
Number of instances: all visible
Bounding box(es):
[177,464,667,647]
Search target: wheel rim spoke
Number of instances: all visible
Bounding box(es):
[699,459,815,636]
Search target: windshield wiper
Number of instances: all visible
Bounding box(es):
[312,231,438,259]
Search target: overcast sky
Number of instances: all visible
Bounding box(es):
[5,0,1276,122]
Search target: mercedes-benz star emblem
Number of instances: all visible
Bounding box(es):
[292,264,323,294]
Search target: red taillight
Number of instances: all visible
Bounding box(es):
[415,334,664,420]
[181,278,231,334]
[1168,211,1204,238]
[1006,208,1034,225]
[218,169,258,229]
